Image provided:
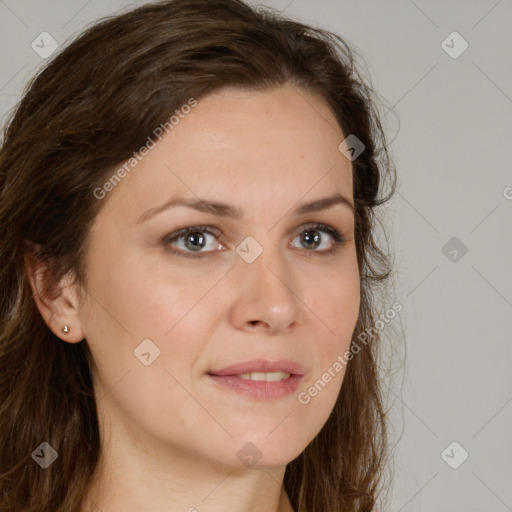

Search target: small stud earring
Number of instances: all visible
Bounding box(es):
[62,325,70,334]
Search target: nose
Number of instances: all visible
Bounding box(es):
[228,246,302,334]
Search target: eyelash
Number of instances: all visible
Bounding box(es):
[162,222,347,259]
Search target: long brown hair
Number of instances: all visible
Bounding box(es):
[0,1,398,510]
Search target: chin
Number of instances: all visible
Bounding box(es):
[217,435,307,470]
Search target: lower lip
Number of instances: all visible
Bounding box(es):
[207,374,303,400]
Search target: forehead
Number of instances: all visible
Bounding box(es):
[97,84,353,222]
[176,84,348,159]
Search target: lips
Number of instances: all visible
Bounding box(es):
[208,358,306,377]
[207,359,306,400]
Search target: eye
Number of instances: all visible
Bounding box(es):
[163,225,224,257]
[290,222,346,255]
[163,223,346,258]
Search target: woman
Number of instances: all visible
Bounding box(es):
[0,0,397,511]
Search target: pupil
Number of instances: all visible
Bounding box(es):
[186,232,205,251]
[302,230,320,249]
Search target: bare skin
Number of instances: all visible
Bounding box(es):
[27,83,359,512]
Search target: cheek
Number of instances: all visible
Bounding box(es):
[289,262,360,429]
[82,263,216,440]
[307,262,360,345]
[84,261,227,400]
[86,255,216,338]
[130,271,229,346]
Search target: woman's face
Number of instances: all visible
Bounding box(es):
[77,83,360,470]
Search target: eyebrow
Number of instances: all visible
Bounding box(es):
[137,192,354,224]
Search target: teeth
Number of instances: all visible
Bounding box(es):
[237,371,291,381]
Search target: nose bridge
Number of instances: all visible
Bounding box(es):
[231,234,301,330]
[252,245,291,297]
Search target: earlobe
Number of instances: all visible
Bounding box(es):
[24,251,85,344]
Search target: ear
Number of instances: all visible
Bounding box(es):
[24,246,85,343]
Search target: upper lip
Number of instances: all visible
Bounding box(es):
[208,358,306,376]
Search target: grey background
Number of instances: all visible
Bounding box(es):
[1,0,511,510]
